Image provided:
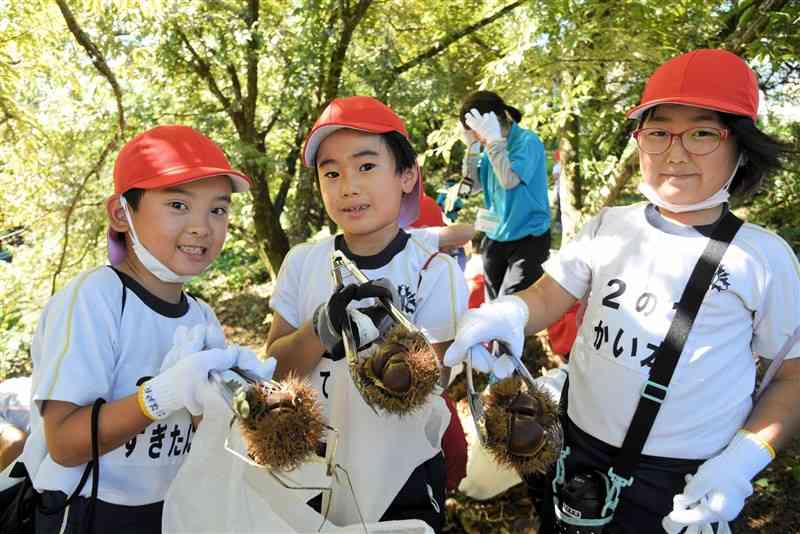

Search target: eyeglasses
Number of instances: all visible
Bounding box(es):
[632,127,730,156]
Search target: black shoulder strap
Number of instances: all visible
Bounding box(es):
[613,211,744,478]
[39,397,105,533]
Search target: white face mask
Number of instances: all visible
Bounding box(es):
[638,153,745,213]
[120,196,194,284]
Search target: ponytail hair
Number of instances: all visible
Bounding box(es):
[460,91,522,128]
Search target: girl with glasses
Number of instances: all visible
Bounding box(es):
[443,49,798,533]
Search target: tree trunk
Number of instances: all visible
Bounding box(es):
[248,164,290,279]
[558,109,582,243]
[558,71,583,246]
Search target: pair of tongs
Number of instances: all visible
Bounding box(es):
[330,251,420,337]
[464,340,538,446]
[210,367,369,533]
[208,366,273,420]
[220,408,368,534]
[330,251,444,411]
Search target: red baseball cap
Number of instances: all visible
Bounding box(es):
[626,49,759,121]
[113,125,252,194]
[302,96,422,228]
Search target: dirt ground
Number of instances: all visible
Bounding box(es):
[219,289,800,534]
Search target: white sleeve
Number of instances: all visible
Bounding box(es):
[542,209,607,300]
[270,245,305,328]
[30,275,119,408]
[751,236,800,360]
[415,254,469,343]
[408,228,440,254]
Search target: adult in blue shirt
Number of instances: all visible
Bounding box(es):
[459,91,550,299]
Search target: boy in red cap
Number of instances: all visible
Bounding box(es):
[443,49,800,533]
[16,125,275,533]
[267,96,468,531]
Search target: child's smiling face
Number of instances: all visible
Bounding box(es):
[124,175,232,277]
[639,104,739,207]
[316,129,416,244]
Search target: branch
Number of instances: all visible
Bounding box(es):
[174,25,240,130]
[275,175,291,213]
[258,111,281,145]
[227,63,243,103]
[244,0,259,128]
[55,0,125,135]
[319,0,373,107]
[392,0,525,77]
[51,136,118,294]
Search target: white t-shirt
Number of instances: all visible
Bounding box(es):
[463,254,484,281]
[271,230,468,421]
[544,203,800,459]
[21,266,222,506]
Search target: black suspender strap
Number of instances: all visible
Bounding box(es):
[613,211,744,479]
[38,397,105,533]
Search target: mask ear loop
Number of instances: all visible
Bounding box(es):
[723,152,747,192]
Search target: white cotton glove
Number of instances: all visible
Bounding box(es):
[661,431,773,534]
[232,345,277,382]
[204,321,227,350]
[140,346,240,419]
[159,324,207,372]
[443,295,529,379]
[460,124,479,146]
[464,108,503,144]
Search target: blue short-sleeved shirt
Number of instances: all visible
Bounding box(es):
[479,122,550,241]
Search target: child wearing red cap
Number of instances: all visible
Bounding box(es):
[443,50,800,533]
[267,96,468,531]
[17,125,275,533]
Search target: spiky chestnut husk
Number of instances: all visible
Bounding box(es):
[483,376,562,475]
[238,375,325,472]
[353,324,439,415]
[522,335,551,375]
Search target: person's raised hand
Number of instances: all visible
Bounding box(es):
[464,108,503,144]
[443,295,529,379]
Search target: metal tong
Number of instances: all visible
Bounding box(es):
[210,366,369,532]
[217,399,368,534]
[331,251,446,412]
[465,340,539,446]
[208,366,276,420]
[330,251,421,336]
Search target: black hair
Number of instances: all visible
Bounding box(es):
[718,112,792,197]
[122,188,145,210]
[313,130,417,176]
[459,91,523,128]
[638,107,793,198]
[380,131,417,175]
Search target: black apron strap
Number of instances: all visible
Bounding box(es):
[613,211,743,478]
